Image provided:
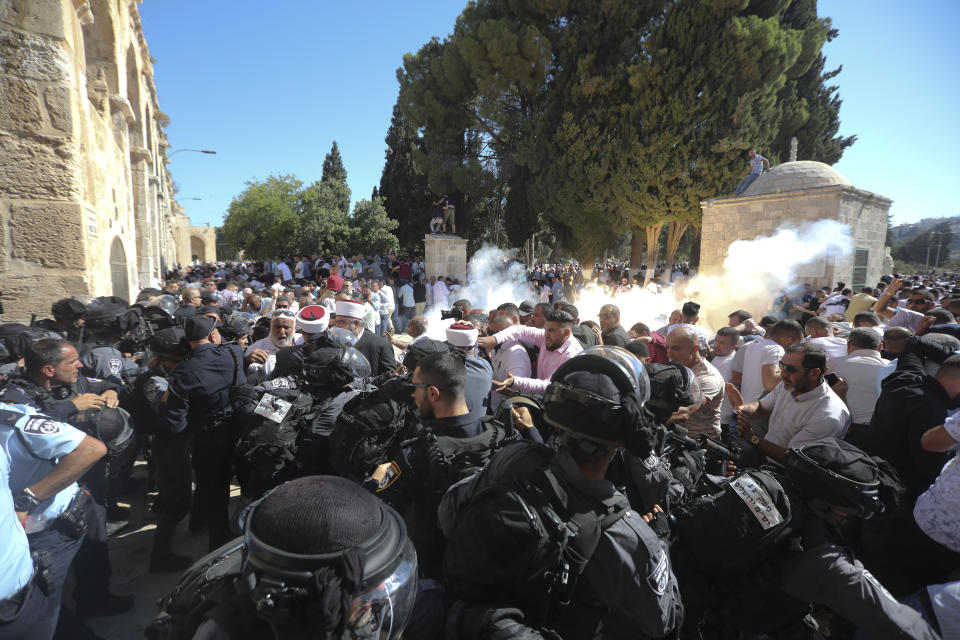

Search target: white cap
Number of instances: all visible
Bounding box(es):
[446,322,479,348]
[296,305,329,333]
[335,299,366,320]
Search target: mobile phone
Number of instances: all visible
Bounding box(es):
[824,372,839,386]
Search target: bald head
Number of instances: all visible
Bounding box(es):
[666,326,700,368]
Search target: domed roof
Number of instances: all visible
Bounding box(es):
[743,160,851,196]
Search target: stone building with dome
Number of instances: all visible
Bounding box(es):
[699,160,893,289]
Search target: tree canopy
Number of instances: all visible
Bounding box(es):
[222,141,398,258]
[393,0,855,265]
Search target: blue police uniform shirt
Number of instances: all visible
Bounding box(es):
[0,445,34,599]
[0,403,85,534]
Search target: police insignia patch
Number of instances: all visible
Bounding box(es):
[22,417,61,436]
[648,550,670,596]
[109,359,123,376]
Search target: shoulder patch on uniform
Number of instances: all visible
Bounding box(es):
[22,417,62,436]
[648,550,670,596]
[108,359,123,376]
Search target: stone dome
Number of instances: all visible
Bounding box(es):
[742,160,852,196]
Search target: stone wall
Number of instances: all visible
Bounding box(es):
[700,185,892,289]
[424,234,467,283]
[0,0,191,322]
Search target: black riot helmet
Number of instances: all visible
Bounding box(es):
[544,346,657,458]
[93,407,135,453]
[51,298,87,324]
[0,323,32,363]
[643,361,701,425]
[784,438,897,519]
[219,312,255,344]
[148,327,189,359]
[301,338,370,395]
[240,476,417,639]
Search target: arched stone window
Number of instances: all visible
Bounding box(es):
[190,235,205,262]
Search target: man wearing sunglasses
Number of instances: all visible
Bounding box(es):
[873,277,935,334]
[734,343,849,463]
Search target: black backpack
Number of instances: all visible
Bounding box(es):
[443,441,629,626]
[234,387,315,497]
[672,469,797,574]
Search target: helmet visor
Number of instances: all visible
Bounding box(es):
[575,345,651,405]
[347,538,418,639]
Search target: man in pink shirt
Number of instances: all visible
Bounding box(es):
[478,308,583,396]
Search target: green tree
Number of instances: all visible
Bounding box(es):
[321,140,348,184]
[297,178,352,256]
[350,198,400,256]
[892,222,953,268]
[768,0,856,163]
[379,103,435,251]
[222,175,300,258]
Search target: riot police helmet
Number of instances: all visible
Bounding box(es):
[241,476,417,639]
[784,438,887,519]
[219,312,255,343]
[644,361,701,425]
[93,407,135,453]
[51,298,87,323]
[544,346,656,456]
[302,340,371,392]
[148,327,189,359]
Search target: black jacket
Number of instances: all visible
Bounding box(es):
[861,336,955,501]
[161,343,246,435]
[353,330,397,377]
[601,325,631,348]
[0,373,118,426]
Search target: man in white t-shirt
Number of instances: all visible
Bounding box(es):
[873,277,935,334]
[737,319,803,404]
[666,326,725,438]
[736,343,850,462]
[804,316,848,358]
[710,326,741,432]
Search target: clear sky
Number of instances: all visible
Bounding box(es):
[139,0,958,231]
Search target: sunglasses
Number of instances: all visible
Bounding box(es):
[275,304,290,309]
[271,309,295,319]
[779,360,806,374]
[906,299,927,305]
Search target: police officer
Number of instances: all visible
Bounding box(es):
[146,476,418,640]
[439,346,683,639]
[78,298,140,387]
[0,339,133,616]
[160,315,253,551]
[0,403,106,640]
[33,298,86,342]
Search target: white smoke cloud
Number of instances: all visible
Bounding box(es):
[419,219,852,339]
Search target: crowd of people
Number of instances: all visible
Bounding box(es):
[1,251,959,640]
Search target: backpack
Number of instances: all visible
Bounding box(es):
[234,387,315,497]
[443,441,629,627]
[672,469,797,574]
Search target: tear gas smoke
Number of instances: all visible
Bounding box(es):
[421,220,852,340]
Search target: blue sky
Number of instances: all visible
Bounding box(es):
[140,1,958,231]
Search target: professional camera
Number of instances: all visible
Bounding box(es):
[440,307,463,321]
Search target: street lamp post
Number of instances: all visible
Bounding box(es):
[168,148,216,156]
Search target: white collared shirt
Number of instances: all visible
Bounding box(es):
[826,349,890,424]
[760,381,850,448]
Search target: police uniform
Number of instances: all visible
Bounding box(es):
[0,373,123,612]
[79,342,139,387]
[0,404,88,640]
[161,336,249,550]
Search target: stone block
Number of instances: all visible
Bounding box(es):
[0,29,71,82]
[0,76,42,132]
[10,202,85,267]
[43,85,71,132]
[0,132,76,199]
[2,273,89,324]
[0,0,68,39]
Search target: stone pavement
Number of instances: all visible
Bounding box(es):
[59,461,249,640]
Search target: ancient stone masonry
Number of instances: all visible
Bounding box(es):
[700,161,893,289]
[0,0,209,322]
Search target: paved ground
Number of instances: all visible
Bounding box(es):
[59,461,248,640]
